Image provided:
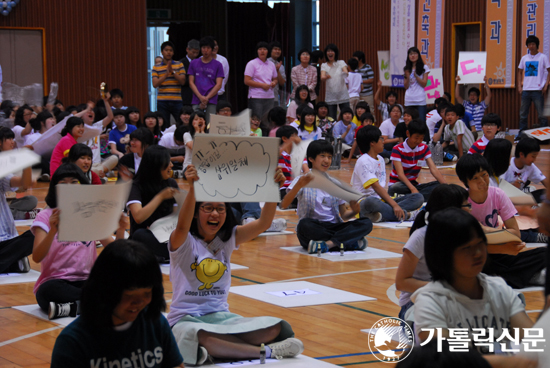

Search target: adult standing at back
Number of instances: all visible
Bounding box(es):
[320,44,349,120]
[352,51,375,117]
[188,36,224,123]
[268,41,287,107]
[212,37,230,102]
[517,35,550,134]
[291,48,317,103]
[179,39,200,107]
[152,41,186,127]
[244,41,278,129]
[403,46,429,124]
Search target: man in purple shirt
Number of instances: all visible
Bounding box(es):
[244,41,278,132]
[188,36,224,123]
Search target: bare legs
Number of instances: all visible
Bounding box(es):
[197,323,282,359]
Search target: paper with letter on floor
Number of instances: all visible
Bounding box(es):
[290,139,312,178]
[484,229,521,245]
[209,109,251,136]
[57,180,132,241]
[0,148,40,179]
[499,179,536,205]
[32,117,101,155]
[524,127,550,142]
[192,135,280,202]
[305,171,362,202]
[149,190,188,243]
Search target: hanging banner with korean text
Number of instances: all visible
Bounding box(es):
[521,0,550,60]
[417,0,445,69]
[485,0,517,88]
[390,0,415,87]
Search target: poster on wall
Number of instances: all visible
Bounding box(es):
[390,0,415,88]
[485,0,517,88]
[424,68,444,104]
[521,0,550,60]
[377,51,391,86]
[417,0,445,69]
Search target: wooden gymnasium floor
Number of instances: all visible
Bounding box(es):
[1,146,548,367]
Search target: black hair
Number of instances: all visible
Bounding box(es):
[134,146,173,214]
[316,101,329,112]
[174,126,187,143]
[180,105,195,116]
[389,104,403,116]
[268,106,286,127]
[188,110,207,138]
[434,97,446,108]
[139,112,160,138]
[410,184,469,235]
[356,125,382,154]
[268,41,282,61]
[110,88,124,99]
[306,140,333,168]
[29,111,54,131]
[298,107,317,132]
[324,43,339,61]
[65,143,93,172]
[190,201,238,243]
[385,90,398,100]
[456,153,491,188]
[215,100,232,114]
[444,104,458,115]
[481,113,502,128]
[14,104,33,128]
[256,41,269,52]
[295,103,309,120]
[403,46,426,75]
[199,36,215,49]
[297,48,311,63]
[160,41,175,52]
[130,127,155,149]
[352,50,365,64]
[112,108,127,118]
[66,105,78,114]
[455,103,466,118]
[76,104,88,113]
[311,50,324,63]
[276,125,299,141]
[407,120,427,136]
[355,101,370,117]
[444,91,452,101]
[80,239,165,329]
[250,113,261,122]
[359,112,375,124]
[515,137,540,159]
[61,117,84,137]
[338,106,354,121]
[425,208,486,283]
[0,126,15,147]
[468,87,481,98]
[484,139,512,177]
[436,101,450,115]
[403,107,419,120]
[294,85,311,105]
[526,35,540,48]
[347,57,358,71]
[126,106,140,126]
[45,163,89,208]
[56,111,71,123]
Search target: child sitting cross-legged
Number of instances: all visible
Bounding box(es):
[431,104,475,159]
[467,113,502,155]
[281,140,373,253]
[352,125,424,223]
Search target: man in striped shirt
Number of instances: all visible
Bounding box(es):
[388,120,447,202]
[152,41,186,128]
[455,75,491,132]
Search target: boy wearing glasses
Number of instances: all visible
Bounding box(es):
[468,113,502,155]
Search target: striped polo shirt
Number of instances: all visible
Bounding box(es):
[463,100,487,131]
[152,60,185,101]
[389,140,431,185]
[468,135,489,155]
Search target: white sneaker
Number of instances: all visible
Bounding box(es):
[268,338,304,359]
[242,217,256,226]
[266,218,287,232]
[365,212,383,223]
[406,208,422,221]
[196,346,209,365]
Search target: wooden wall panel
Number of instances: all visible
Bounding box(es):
[320,0,534,129]
[0,0,148,112]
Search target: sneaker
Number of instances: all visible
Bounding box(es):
[365,212,383,223]
[308,240,328,254]
[537,233,549,243]
[406,208,422,221]
[16,257,30,273]
[196,346,209,366]
[37,173,50,182]
[242,217,256,226]
[356,237,368,250]
[24,208,42,220]
[266,218,287,232]
[268,338,304,359]
[48,301,77,320]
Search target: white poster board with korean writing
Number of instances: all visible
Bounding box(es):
[32,116,101,156]
[524,127,550,141]
[457,52,487,84]
[305,171,362,202]
[192,135,280,202]
[425,68,444,104]
[0,148,40,179]
[291,139,311,178]
[149,190,188,243]
[378,51,391,86]
[209,109,250,136]
[57,180,132,242]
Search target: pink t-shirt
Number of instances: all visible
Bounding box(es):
[50,134,78,175]
[469,187,517,228]
[244,57,277,99]
[31,208,96,294]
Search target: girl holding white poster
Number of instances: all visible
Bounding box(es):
[167,165,303,366]
[403,47,430,124]
[31,163,127,320]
